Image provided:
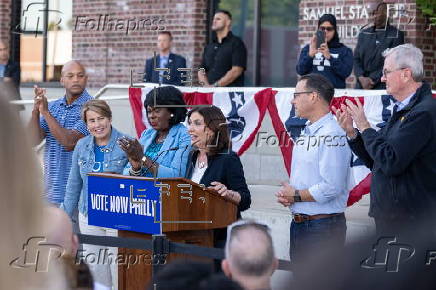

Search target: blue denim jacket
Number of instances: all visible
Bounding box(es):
[123,123,191,177]
[61,127,129,217]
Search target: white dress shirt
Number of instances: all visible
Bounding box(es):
[290,112,352,215]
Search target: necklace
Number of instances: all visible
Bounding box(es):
[197,155,207,169]
[156,132,168,144]
[96,145,108,153]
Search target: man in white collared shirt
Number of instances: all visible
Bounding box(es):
[276,73,351,264]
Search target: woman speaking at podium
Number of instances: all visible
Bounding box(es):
[119,86,191,178]
[185,106,251,248]
[61,99,129,290]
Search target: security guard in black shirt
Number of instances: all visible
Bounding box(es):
[198,10,247,87]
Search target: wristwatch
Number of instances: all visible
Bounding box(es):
[346,129,359,141]
[293,189,302,202]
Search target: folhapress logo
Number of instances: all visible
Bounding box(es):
[361,237,415,272]
[9,237,64,272]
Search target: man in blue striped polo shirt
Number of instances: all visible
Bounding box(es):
[28,60,93,206]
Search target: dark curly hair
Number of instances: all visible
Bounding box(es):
[144,86,187,127]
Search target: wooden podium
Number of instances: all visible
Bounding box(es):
[117,177,238,290]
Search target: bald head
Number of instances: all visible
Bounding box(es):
[43,207,78,257]
[60,60,88,98]
[226,224,275,276]
[61,60,86,75]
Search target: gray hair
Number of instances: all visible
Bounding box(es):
[225,222,275,276]
[382,43,424,82]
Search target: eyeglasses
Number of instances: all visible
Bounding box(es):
[225,219,270,252]
[319,26,334,32]
[293,91,313,99]
[382,67,405,77]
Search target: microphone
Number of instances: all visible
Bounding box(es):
[143,145,190,176]
[178,145,190,177]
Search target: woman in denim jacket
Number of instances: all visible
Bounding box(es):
[61,99,128,290]
[119,86,191,178]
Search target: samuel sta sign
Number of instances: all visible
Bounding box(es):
[303,3,407,39]
[87,174,162,234]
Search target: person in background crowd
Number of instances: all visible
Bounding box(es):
[354,0,405,89]
[0,39,23,109]
[28,60,93,206]
[198,10,247,87]
[296,14,353,89]
[144,31,187,86]
[61,99,129,290]
[149,260,243,290]
[276,74,351,268]
[335,44,436,239]
[222,220,277,290]
[0,39,20,86]
[119,86,191,178]
[0,92,65,289]
[284,233,436,290]
[43,207,93,290]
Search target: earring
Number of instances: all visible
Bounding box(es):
[170,114,174,118]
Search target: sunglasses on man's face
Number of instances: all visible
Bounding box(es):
[225,220,270,248]
[319,26,334,32]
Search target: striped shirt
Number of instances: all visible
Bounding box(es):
[40,90,93,204]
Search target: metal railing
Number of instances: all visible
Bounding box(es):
[78,233,292,277]
[9,83,436,107]
[9,84,131,106]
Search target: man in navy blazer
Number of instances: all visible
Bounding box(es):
[144,31,187,86]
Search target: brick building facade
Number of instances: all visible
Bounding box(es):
[0,0,434,88]
[298,0,436,87]
[72,0,208,88]
[0,1,11,44]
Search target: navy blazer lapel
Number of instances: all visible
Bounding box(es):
[152,54,161,82]
[167,53,174,68]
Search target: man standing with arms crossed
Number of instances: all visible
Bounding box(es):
[29,60,93,206]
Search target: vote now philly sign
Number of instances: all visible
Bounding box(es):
[87,174,162,234]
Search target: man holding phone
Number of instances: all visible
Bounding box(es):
[296,14,353,88]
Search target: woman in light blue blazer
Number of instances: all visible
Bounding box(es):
[119,86,191,177]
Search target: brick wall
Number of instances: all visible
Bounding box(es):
[298,0,436,88]
[0,0,11,44]
[73,0,208,88]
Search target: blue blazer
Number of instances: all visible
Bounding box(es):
[123,123,191,178]
[144,53,187,86]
